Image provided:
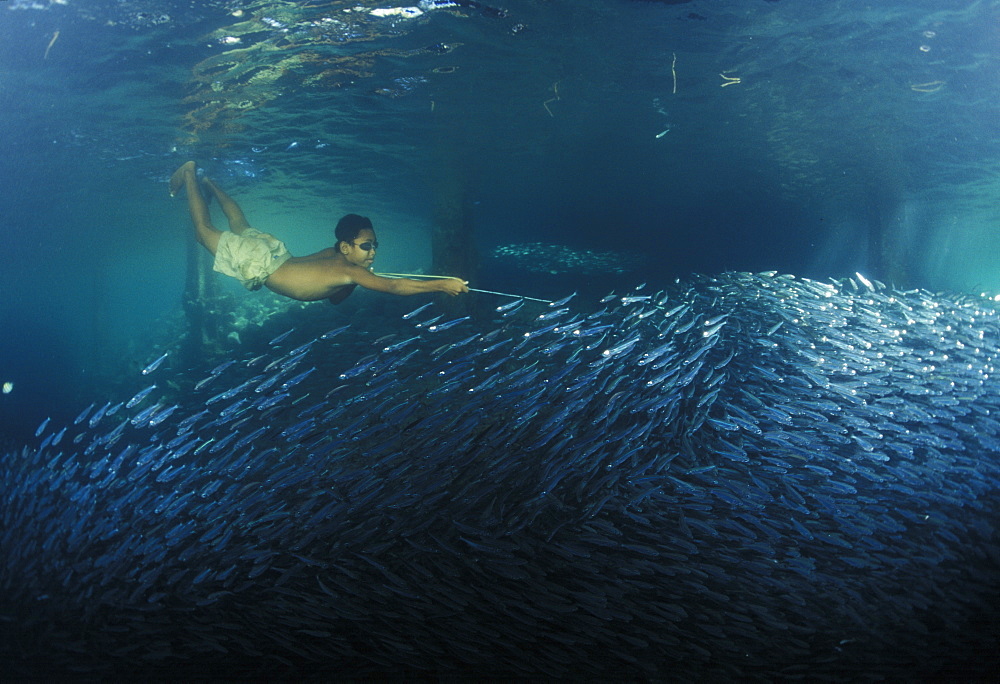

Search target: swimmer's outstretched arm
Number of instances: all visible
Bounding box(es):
[350,268,469,296]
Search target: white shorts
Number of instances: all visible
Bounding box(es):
[213,228,291,291]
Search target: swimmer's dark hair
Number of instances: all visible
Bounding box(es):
[335,214,373,247]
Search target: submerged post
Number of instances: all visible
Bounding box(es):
[431,174,479,315]
[867,186,909,287]
[180,238,223,370]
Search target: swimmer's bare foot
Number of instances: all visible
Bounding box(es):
[169,161,197,197]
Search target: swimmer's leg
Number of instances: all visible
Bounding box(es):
[202,176,252,235]
[170,161,221,255]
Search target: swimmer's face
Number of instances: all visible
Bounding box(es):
[343,228,377,269]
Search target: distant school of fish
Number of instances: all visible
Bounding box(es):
[1,270,998,679]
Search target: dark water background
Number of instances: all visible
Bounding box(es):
[1,0,997,441]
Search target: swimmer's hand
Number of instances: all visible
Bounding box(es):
[439,278,470,296]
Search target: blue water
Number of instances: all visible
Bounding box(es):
[1,2,999,677]
[2,0,997,439]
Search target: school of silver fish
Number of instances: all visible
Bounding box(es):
[2,270,998,680]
